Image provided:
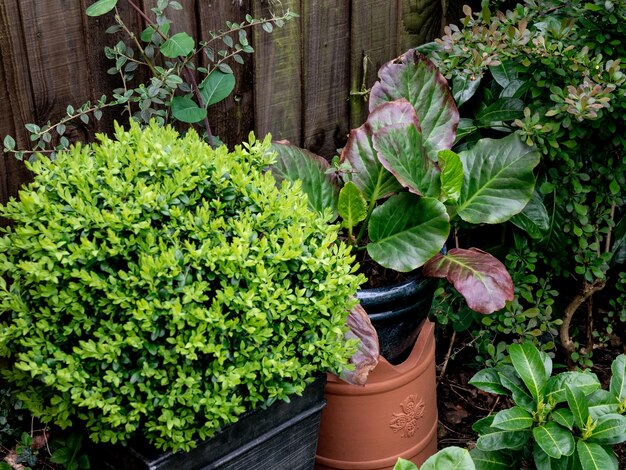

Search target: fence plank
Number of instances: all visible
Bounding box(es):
[301,1,351,158]
[252,0,302,145]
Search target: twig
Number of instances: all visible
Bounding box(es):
[439,330,456,379]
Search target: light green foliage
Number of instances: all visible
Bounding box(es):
[394,447,475,470]
[469,343,626,468]
[0,122,363,451]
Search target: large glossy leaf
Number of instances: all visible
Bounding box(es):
[270,142,339,218]
[546,371,601,404]
[491,406,533,431]
[453,74,482,107]
[576,441,616,470]
[509,343,548,404]
[469,448,511,469]
[370,49,459,161]
[609,354,625,400]
[588,413,626,445]
[587,390,621,419]
[340,124,401,201]
[421,447,475,470]
[338,182,367,230]
[469,368,509,395]
[160,32,195,58]
[551,408,575,430]
[367,98,419,132]
[339,304,379,386]
[498,366,536,412]
[476,428,531,452]
[367,194,449,272]
[566,383,590,430]
[475,98,524,126]
[199,69,236,107]
[423,248,514,314]
[456,134,540,224]
[373,123,441,198]
[510,191,549,239]
[533,443,575,470]
[490,62,518,89]
[171,96,207,123]
[439,150,463,203]
[533,422,575,459]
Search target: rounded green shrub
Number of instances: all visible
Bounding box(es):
[0,121,364,451]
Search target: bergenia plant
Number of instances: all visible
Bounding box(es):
[271,50,540,315]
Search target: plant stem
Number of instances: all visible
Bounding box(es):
[439,330,456,380]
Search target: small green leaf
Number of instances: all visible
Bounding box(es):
[86,0,118,16]
[609,354,625,401]
[338,182,367,230]
[476,428,531,451]
[393,458,417,470]
[438,149,463,202]
[160,32,195,58]
[469,368,509,395]
[140,22,171,42]
[550,408,575,430]
[469,448,510,469]
[170,96,207,123]
[420,447,475,470]
[3,135,16,151]
[199,69,236,107]
[566,383,590,430]
[491,406,533,431]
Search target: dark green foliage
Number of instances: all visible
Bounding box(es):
[0,121,363,451]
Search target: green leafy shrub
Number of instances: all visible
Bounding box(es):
[394,447,475,470]
[0,121,363,451]
[469,343,626,469]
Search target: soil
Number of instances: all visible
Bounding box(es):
[435,331,626,467]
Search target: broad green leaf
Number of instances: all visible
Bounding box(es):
[373,123,441,198]
[472,415,496,434]
[270,142,339,218]
[510,191,549,240]
[367,98,421,132]
[370,49,459,162]
[566,384,590,430]
[393,458,417,470]
[609,354,625,400]
[509,342,547,403]
[469,448,510,470]
[469,368,509,395]
[498,366,536,413]
[453,74,482,107]
[551,408,575,431]
[540,350,553,379]
[533,422,575,458]
[546,372,601,404]
[588,413,626,445]
[587,390,621,419]
[367,194,449,272]
[533,443,575,470]
[199,69,236,107]
[476,428,531,451]
[338,182,367,230]
[491,406,533,430]
[455,118,479,143]
[171,96,207,123]
[160,32,195,58]
[86,0,117,16]
[439,149,463,202]
[423,248,513,314]
[456,134,540,224]
[421,447,475,470]
[340,124,402,201]
[576,441,617,470]
[489,62,518,89]
[475,98,524,126]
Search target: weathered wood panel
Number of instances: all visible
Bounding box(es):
[0,0,461,205]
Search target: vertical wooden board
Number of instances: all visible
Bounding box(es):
[398,0,442,52]
[301,1,351,158]
[252,0,302,145]
[19,0,97,143]
[0,0,35,207]
[349,0,400,128]
[198,0,255,147]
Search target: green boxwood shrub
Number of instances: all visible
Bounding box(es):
[0,121,364,451]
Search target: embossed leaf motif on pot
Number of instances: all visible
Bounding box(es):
[390,394,425,438]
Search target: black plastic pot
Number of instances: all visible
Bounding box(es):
[91,375,326,470]
[357,274,436,364]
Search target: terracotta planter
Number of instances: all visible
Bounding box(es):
[315,320,437,470]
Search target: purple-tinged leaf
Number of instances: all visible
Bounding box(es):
[339,304,379,386]
[423,248,514,314]
[270,142,339,219]
[372,122,441,198]
[340,124,401,202]
[366,98,418,132]
[370,50,459,162]
[367,194,450,272]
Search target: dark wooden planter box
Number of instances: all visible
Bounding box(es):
[91,375,326,470]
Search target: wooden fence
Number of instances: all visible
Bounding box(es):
[0,0,468,206]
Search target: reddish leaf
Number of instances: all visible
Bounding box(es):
[339,304,380,385]
[423,248,513,314]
